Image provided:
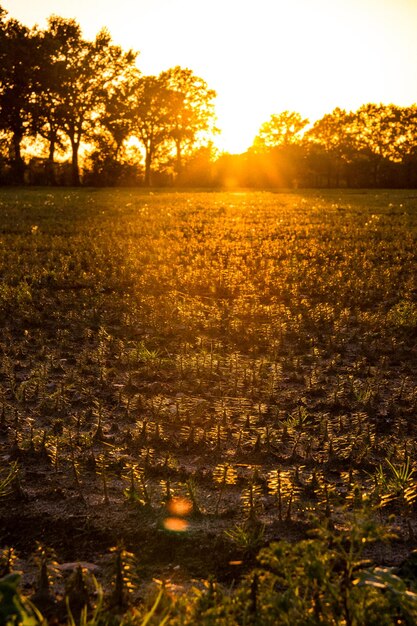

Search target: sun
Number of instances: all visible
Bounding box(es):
[172,0,417,154]
[214,98,267,154]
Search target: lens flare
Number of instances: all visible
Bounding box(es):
[166,497,193,517]
[163,517,189,532]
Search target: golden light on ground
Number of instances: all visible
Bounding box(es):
[4,0,417,153]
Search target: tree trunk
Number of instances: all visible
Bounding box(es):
[144,149,152,187]
[11,132,25,185]
[47,138,56,186]
[175,140,182,177]
[373,156,381,187]
[71,139,81,186]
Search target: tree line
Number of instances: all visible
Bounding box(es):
[1,5,416,188]
[237,106,417,188]
[0,6,216,186]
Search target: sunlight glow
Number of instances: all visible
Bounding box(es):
[3,0,417,153]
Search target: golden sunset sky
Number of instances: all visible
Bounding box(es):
[3,0,417,153]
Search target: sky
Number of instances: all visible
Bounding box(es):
[3,0,417,153]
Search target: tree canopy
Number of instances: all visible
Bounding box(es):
[0,14,38,183]
[252,111,309,152]
[159,66,217,174]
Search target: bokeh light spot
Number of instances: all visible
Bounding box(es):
[166,497,193,517]
[163,517,189,532]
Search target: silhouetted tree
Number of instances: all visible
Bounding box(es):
[248,112,309,187]
[252,111,309,152]
[85,132,142,186]
[132,75,173,186]
[29,26,68,185]
[99,70,140,160]
[398,105,417,187]
[0,9,38,183]
[86,61,141,185]
[305,108,355,186]
[41,16,137,186]
[349,104,402,186]
[160,66,217,176]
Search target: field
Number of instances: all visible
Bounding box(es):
[1,188,417,623]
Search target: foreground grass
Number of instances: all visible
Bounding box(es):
[1,188,417,623]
